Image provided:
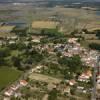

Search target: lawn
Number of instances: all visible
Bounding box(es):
[0,67,22,91]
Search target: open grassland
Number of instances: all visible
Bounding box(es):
[0,67,22,91]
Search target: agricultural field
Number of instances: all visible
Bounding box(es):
[0,3,100,33]
[0,25,15,32]
[0,67,22,91]
[32,21,59,29]
[0,25,15,37]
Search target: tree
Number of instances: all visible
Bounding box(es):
[56,52,62,57]
[8,43,17,50]
[58,55,82,73]
[89,43,100,50]
[71,29,78,36]
[17,42,26,50]
[0,57,7,66]
[70,88,76,95]
[48,88,58,100]
[13,27,28,37]
[96,30,100,39]
[12,56,21,69]
[0,47,10,57]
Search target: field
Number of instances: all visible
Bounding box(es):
[29,73,61,84]
[0,25,15,37]
[0,67,22,91]
[32,21,59,29]
[0,3,100,33]
[0,25,15,32]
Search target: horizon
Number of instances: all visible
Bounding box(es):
[0,0,100,2]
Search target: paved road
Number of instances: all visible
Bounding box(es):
[91,56,100,100]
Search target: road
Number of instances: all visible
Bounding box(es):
[91,56,100,100]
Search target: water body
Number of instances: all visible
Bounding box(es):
[96,10,100,16]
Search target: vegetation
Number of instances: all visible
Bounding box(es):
[40,36,67,44]
[0,67,22,91]
[40,55,84,80]
[89,43,100,51]
[95,30,100,39]
[48,88,58,100]
[58,55,83,74]
[41,29,63,37]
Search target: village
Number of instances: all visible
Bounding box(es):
[0,21,100,100]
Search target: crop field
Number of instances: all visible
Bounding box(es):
[0,67,22,91]
[0,25,15,37]
[32,21,59,29]
[0,25,15,32]
[53,7,100,33]
[0,3,100,33]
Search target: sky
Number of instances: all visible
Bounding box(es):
[0,0,100,2]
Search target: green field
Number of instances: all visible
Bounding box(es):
[0,67,22,91]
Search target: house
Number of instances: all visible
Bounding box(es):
[14,92,22,98]
[69,79,76,86]
[3,97,10,100]
[63,52,73,57]
[19,80,28,86]
[10,84,20,91]
[10,36,18,40]
[4,89,14,97]
[97,76,100,90]
[7,36,18,40]
[31,39,40,43]
[77,86,84,90]
[68,38,78,44]
[9,40,16,44]
[78,70,92,82]
[63,86,70,94]
[97,75,100,84]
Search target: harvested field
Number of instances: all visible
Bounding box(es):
[0,3,100,33]
[0,25,15,37]
[0,25,15,32]
[32,21,59,29]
